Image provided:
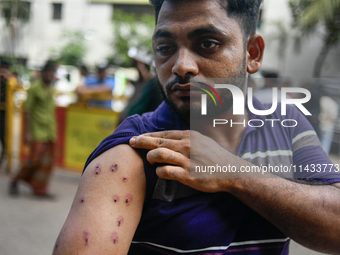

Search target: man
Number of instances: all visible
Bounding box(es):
[78,64,89,86]
[76,65,115,109]
[54,1,340,254]
[10,62,57,197]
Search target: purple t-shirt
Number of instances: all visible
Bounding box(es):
[84,98,340,254]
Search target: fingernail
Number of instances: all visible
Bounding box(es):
[130,137,136,146]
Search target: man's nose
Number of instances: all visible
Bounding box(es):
[172,48,199,77]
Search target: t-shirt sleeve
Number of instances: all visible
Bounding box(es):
[288,106,340,184]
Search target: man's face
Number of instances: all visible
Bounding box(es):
[153,0,247,118]
[42,68,55,84]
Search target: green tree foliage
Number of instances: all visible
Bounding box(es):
[51,30,86,66]
[289,0,340,77]
[0,0,30,60]
[110,9,154,67]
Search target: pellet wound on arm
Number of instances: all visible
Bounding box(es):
[111,232,118,244]
[125,194,133,206]
[117,216,124,226]
[110,163,118,172]
[95,164,101,175]
[113,194,119,203]
[83,230,90,246]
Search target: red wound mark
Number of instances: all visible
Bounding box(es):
[125,193,133,206]
[83,230,90,246]
[122,176,128,182]
[111,231,118,244]
[117,216,124,227]
[113,194,119,203]
[81,196,85,203]
[95,164,101,175]
[110,164,118,172]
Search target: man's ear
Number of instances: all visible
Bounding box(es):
[246,34,265,74]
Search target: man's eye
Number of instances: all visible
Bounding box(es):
[157,45,175,55]
[199,41,218,50]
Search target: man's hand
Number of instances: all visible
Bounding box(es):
[130,130,236,193]
[129,131,340,253]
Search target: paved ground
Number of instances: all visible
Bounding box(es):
[0,164,333,255]
[0,169,80,255]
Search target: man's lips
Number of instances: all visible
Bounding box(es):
[172,84,195,90]
[171,84,202,97]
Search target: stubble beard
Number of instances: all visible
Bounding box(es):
[158,57,247,122]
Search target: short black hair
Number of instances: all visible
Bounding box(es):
[80,64,88,71]
[149,0,263,38]
[42,61,56,72]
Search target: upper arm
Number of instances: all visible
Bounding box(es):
[53,144,146,255]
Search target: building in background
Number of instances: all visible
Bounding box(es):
[0,0,151,69]
[260,0,340,78]
[0,0,339,78]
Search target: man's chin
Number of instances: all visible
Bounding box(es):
[163,96,189,120]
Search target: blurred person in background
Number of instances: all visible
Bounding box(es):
[76,64,115,109]
[0,60,11,165]
[78,64,89,86]
[9,61,57,198]
[122,76,163,119]
[319,95,338,154]
[119,58,163,123]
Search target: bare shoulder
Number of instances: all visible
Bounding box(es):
[53,144,146,255]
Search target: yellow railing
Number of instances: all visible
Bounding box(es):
[2,76,22,173]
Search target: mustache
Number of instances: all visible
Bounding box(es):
[165,76,191,91]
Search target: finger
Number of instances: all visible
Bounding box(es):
[156,165,189,182]
[146,148,189,166]
[130,135,182,151]
[141,130,189,140]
